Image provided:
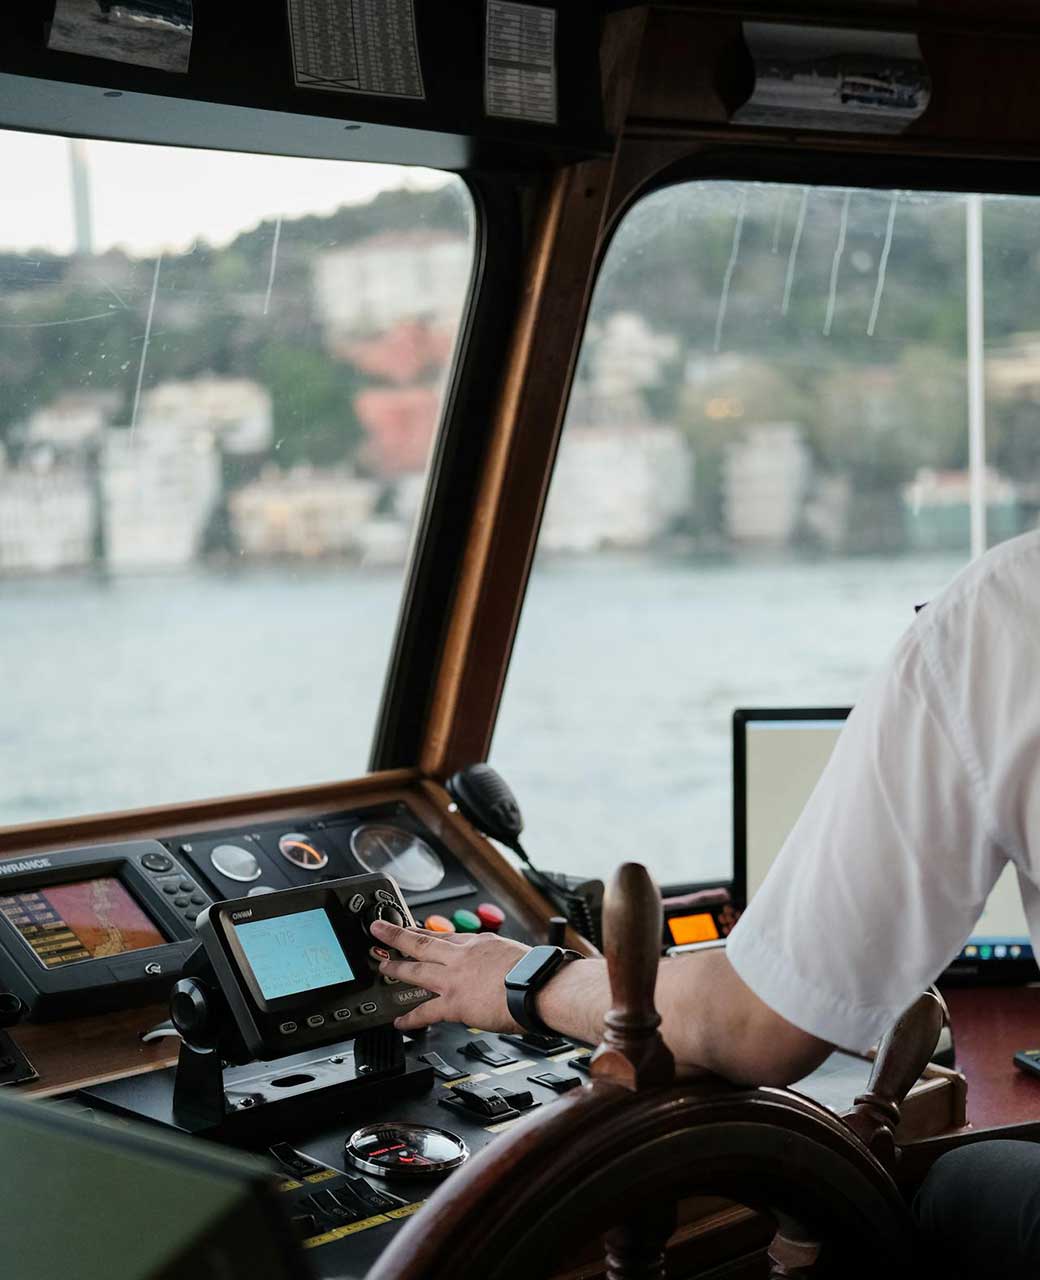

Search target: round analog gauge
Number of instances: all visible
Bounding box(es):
[345,1124,468,1178]
[277,832,328,872]
[210,843,261,883]
[350,825,444,892]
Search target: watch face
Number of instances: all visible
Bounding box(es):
[506,945,560,988]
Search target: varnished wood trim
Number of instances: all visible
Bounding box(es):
[420,16,650,779]
[16,1004,178,1098]
[0,769,419,856]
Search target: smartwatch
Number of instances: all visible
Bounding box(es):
[504,945,581,1036]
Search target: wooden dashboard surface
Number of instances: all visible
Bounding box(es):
[942,984,1040,1128]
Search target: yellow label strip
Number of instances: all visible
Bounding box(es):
[386,1202,425,1220]
[302,1214,391,1248]
[489,1059,535,1075]
[484,1116,525,1135]
[547,1047,584,1063]
[441,1071,489,1089]
[303,1168,339,1184]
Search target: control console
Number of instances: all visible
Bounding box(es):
[185,875,429,1062]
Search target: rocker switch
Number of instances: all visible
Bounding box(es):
[459,1038,515,1068]
[419,1051,467,1082]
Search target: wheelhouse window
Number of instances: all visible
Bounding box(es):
[493,180,1038,890]
[0,130,473,825]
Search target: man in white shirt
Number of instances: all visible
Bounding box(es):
[372,530,1040,1272]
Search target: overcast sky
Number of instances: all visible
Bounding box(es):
[0,127,451,257]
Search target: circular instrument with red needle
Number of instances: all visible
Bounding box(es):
[344,1123,468,1178]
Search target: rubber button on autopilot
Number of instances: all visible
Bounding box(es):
[306,1014,325,1029]
[476,903,506,932]
[279,1021,298,1035]
[358,1002,379,1015]
[142,853,173,873]
[452,909,481,933]
[424,914,455,934]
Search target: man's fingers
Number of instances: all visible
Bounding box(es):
[395,996,449,1032]
[371,920,455,961]
[380,958,440,988]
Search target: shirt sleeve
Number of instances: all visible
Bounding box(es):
[725,622,1007,1055]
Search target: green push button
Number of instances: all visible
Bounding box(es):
[979,945,993,959]
[452,909,481,933]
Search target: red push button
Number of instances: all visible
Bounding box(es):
[476,902,505,932]
[424,914,455,934]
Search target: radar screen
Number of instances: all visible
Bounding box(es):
[0,877,167,969]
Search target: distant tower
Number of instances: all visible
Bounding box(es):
[68,139,95,257]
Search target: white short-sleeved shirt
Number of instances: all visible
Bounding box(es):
[726,530,1040,1054]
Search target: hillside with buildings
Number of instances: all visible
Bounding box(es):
[3,181,1040,574]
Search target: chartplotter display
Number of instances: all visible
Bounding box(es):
[0,877,167,969]
[734,709,1033,968]
[234,908,355,1000]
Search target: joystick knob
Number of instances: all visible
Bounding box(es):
[365,901,405,935]
[170,977,215,1050]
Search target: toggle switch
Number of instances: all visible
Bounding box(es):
[459,1038,515,1068]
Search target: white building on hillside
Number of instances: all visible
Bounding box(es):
[26,391,119,453]
[229,465,379,559]
[0,454,94,573]
[140,377,273,455]
[542,405,691,553]
[723,423,812,547]
[314,231,470,339]
[101,424,221,571]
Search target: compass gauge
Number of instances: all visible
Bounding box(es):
[350,825,444,892]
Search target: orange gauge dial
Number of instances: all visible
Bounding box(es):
[277,832,329,872]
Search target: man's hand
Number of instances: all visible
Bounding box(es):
[372,920,830,1085]
[370,919,532,1033]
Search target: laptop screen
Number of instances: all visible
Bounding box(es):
[733,708,1033,967]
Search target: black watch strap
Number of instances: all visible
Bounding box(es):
[505,945,581,1036]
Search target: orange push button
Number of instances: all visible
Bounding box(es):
[424,914,455,934]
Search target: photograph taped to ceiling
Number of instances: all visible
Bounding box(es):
[47,0,193,74]
[734,23,930,135]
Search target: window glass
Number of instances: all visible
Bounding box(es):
[0,129,472,825]
[494,181,1037,889]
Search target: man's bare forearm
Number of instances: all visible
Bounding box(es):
[537,949,830,1086]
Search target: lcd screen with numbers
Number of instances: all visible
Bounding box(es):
[234,907,355,1000]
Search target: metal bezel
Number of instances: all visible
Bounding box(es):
[344,1123,469,1178]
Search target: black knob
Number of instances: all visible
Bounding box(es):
[365,901,405,934]
[170,978,213,1048]
[0,991,23,1029]
[547,917,568,947]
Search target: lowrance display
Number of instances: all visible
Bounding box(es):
[0,841,211,1020]
[0,877,167,969]
[194,873,430,1060]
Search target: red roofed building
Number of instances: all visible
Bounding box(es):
[355,385,440,475]
[341,319,455,386]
